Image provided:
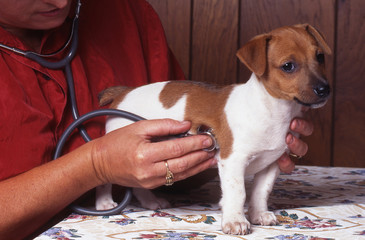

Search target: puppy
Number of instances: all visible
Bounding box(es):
[96,24,331,235]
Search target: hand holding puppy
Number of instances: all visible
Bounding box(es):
[90,119,216,189]
[279,111,314,173]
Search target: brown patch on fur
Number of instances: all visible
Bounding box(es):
[98,86,134,108]
[160,81,234,159]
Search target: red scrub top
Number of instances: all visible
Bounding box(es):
[0,0,185,180]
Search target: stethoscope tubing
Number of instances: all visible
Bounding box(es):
[54,109,146,215]
[24,18,79,70]
[53,109,146,159]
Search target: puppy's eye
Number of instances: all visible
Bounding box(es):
[316,53,325,64]
[281,62,296,73]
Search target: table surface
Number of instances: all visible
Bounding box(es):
[36,165,365,239]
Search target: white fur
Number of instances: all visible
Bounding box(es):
[96,74,302,233]
[106,82,186,133]
[219,74,301,234]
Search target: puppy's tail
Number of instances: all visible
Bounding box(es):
[98,86,132,107]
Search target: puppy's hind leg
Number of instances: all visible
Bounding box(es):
[248,162,280,226]
[96,184,118,210]
[133,188,171,210]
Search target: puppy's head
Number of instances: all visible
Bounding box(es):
[237,24,332,108]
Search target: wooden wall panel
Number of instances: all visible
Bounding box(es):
[191,0,239,85]
[334,0,365,167]
[239,0,336,166]
[146,0,191,78]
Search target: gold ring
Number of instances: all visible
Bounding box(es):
[289,153,303,159]
[164,161,174,186]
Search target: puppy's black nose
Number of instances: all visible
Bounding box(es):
[313,84,330,98]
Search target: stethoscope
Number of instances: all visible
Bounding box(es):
[0,0,219,216]
[0,0,140,216]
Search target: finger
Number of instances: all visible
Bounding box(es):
[141,134,213,163]
[170,156,217,183]
[277,153,295,173]
[290,118,314,136]
[286,133,308,157]
[137,119,192,138]
[156,152,217,187]
[143,151,216,189]
[166,150,216,175]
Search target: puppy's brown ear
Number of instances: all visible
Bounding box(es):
[236,34,271,77]
[296,24,332,55]
[98,86,130,106]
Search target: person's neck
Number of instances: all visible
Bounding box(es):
[1,25,43,52]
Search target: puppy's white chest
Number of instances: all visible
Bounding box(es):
[224,75,301,174]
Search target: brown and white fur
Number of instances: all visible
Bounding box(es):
[96,24,331,235]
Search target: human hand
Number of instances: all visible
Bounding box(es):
[277,115,314,173]
[90,119,216,189]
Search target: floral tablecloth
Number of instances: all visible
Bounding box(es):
[36,166,365,240]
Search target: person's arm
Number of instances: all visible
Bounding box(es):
[0,142,98,239]
[0,119,215,240]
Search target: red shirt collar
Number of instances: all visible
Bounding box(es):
[0,18,73,66]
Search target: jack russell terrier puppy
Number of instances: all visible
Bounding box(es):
[97,24,331,235]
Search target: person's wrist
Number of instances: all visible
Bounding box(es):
[54,141,106,192]
[88,138,111,186]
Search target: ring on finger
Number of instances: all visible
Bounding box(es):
[164,161,174,186]
[289,153,303,159]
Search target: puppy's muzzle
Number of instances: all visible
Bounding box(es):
[295,80,331,108]
[313,83,330,99]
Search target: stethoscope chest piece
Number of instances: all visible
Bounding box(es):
[196,125,219,152]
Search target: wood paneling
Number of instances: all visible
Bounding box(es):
[147,0,191,78]
[334,0,365,167]
[191,0,239,85]
[146,0,365,167]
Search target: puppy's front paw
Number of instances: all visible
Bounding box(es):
[222,219,251,235]
[249,211,278,226]
[95,198,118,210]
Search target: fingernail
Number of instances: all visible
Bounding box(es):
[291,119,299,130]
[286,134,294,144]
[210,157,218,167]
[203,137,213,148]
[180,120,190,125]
